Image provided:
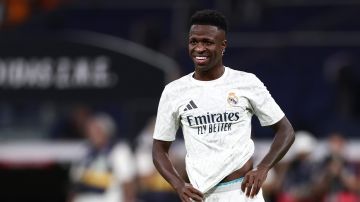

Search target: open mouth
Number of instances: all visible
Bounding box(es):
[194,56,209,65]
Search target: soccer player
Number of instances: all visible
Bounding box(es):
[152,9,295,202]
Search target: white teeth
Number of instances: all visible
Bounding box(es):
[196,56,207,60]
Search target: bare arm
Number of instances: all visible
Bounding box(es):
[152,139,203,202]
[242,116,295,197]
[258,116,295,169]
[152,140,185,191]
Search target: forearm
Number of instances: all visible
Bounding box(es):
[152,140,185,190]
[240,117,294,198]
[257,117,295,170]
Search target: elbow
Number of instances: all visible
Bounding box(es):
[283,116,295,144]
[287,125,295,145]
[278,116,295,145]
[152,152,161,171]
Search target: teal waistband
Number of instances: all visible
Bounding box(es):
[216,177,244,187]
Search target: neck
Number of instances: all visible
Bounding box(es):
[194,65,225,81]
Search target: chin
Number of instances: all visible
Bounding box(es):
[195,64,212,72]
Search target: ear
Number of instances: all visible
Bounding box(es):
[222,40,227,49]
[222,40,227,55]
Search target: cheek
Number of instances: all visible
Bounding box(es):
[211,49,221,58]
[188,46,195,54]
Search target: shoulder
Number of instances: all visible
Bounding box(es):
[226,67,262,84]
[165,72,192,88]
[162,73,192,95]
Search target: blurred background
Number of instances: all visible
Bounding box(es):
[0,0,359,202]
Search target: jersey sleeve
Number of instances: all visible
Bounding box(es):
[248,74,285,126]
[153,85,179,141]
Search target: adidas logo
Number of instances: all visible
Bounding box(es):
[184,100,198,111]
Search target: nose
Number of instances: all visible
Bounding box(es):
[194,43,206,52]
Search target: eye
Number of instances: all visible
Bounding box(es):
[189,40,197,45]
[204,40,214,46]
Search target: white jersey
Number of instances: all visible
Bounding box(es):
[153,67,284,193]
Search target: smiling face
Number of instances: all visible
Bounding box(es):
[188,24,227,74]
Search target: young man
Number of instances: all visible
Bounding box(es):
[152,9,295,202]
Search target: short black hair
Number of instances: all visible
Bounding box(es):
[189,9,228,33]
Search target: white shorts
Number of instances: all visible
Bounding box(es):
[204,178,265,202]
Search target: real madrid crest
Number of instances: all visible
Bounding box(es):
[227,92,239,106]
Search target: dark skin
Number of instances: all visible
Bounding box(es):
[240,117,294,198]
[189,24,227,80]
[153,24,295,201]
[153,140,204,202]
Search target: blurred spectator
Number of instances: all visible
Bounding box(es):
[135,116,184,202]
[277,130,318,202]
[49,105,92,140]
[68,113,136,202]
[313,132,359,202]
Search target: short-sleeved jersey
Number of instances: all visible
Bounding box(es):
[153,67,284,193]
